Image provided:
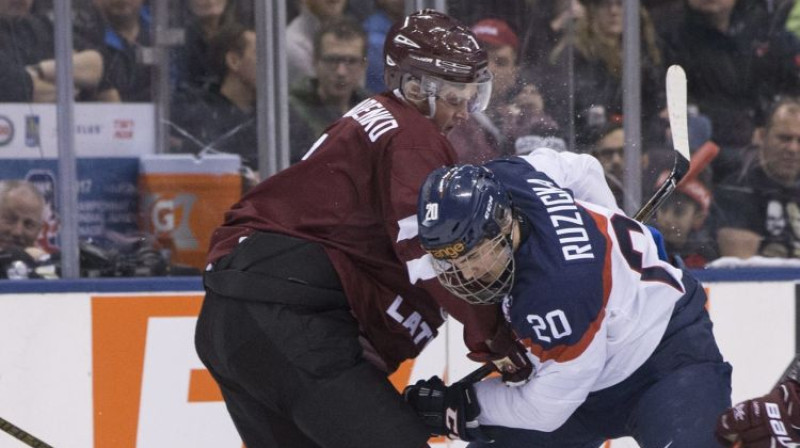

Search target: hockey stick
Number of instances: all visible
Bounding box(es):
[0,416,53,448]
[634,65,691,223]
[775,353,800,389]
[456,65,693,386]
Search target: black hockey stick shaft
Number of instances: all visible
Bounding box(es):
[633,154,690,223]
[776,353,800,388]
[0,416,54,448]
[455,363,496,385]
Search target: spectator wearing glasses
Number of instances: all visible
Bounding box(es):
[288,16,369,164]
[287,0,348,81]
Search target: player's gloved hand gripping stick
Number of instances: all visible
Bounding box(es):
[716,355,800,448]
[403,375,490,442]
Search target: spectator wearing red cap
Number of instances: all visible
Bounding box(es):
[448,18,560,164]
[653,175,717,268]
[471,18,519,101]
[646,140,720,268]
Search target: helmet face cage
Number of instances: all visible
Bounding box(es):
[430,223,515,305]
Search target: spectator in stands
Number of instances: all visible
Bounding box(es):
[174,0,241,90]
[92,0,153,102]
[545,0,665,147]
[522,0,586,75]
[0,0,104,102]
[782,0,800,40]
[649,150,718,268]
[288,16,369,164]
[0,180,52,279]
[449,18,560,164]
[286,0,347,81]
[714,96,800,259]
[169,24,258,180]
[447,0,588,74]
[654,181,715,268]
[661,0,800,179]
[362,0,403,93]
[0,180,44,252]
[445,0,530,46]
[589,121,626,206]
[0,0,33,16]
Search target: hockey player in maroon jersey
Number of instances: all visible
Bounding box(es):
[194,9,532,448]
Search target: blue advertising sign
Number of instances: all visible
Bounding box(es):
[0,158,140,249]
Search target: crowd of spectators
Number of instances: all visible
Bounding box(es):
[4,0,800,276]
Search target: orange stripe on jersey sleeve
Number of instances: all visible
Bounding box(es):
[525,208,614,363]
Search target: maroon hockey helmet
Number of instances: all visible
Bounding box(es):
[384,9,492,114]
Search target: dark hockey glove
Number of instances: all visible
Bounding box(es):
[468,325,534,386]
[403,376,490,442]
[716,379,800,448]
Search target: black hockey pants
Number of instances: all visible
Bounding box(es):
[195,231,430,448]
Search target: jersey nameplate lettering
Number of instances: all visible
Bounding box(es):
[344,98,399,143]
[386,295,434,345]
[527,178,595,261]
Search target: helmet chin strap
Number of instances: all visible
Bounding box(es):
[399,74,437,118]
[400,89,436,118]
[425,95,437,118]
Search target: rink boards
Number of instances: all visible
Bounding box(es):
[0,276,795,448]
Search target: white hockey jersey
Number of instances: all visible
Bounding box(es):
[474,149,686,432]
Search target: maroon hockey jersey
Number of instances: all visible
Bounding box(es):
[206,92,503,371]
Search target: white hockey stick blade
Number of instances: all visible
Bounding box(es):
[633,66,692,223]
[666,65,691,161]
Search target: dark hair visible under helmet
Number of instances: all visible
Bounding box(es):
[417,165,515,304]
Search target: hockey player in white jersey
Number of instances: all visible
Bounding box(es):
[405,148,732,447]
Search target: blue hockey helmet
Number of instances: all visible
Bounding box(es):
[417,165,515,304]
